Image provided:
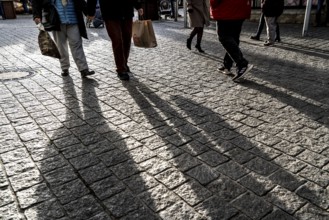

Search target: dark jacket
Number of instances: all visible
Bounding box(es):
[210,0,251,21]
[87,0,141,20]
[261,0,284,17]
[32,0,88,39]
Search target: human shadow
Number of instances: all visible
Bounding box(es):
[21,77,160,219]
[123,79,328,219]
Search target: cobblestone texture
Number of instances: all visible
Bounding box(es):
[0,15,329,219]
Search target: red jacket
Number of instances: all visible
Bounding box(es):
[210,0,252,20]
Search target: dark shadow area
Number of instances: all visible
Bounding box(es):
[123,78,327,219]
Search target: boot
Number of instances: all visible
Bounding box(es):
[195,44,204,53]
[186,38,192,50]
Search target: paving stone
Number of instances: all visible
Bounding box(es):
[63,195,103,220]
[53,135,81,149]
[295,203,329,220]
[43,166,77,188]
[87,139,116,155]
[217,160,250,180]
[244,157,279,176]
[69,153,100,170]
[297,149,329,168]
[0,187,14,207]
[186,164,219,185]
[159,201,204,220]
[197,150,229,167]
[262,208,296,220]
[269,169,306,191]
[238,172,275,196]
[231,192,273,220]
[36,155,69,174]
[98,149,129,167]
[168,153,201,172]
[224,147,256,164]
[9,169,43,192]
[90,176,126,200]
[154,144,184,160]
[78,163,112,184]
[139,184,179,212]
[180,140,210,156]
[273,154,307,174]
[296,182,329,210]
[123,172,159,194]
[0,202,25,220]
[110,159,142,180]
[173,180,212,206]
[265,186,306,215]
[128,146,156,163]
[298,165,329,188]
[24,199,65,220]
[17,183,53,209]
[52,179,90,205]
[4,158,36,177]
[155,168,188,189]
[121,206,160,220]
[139,157,172,175]
[272,141,305,156]
[1,148,30,164]
[194,196,238,219]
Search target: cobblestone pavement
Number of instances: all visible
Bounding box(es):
[0,15,329,220]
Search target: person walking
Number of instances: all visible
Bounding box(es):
[261,0,284,46]
[315,0,329,27]
[210,0,253,81]
[87,0,143,81]
[21,0,30,14]
[186,0,210,53]
[250,13,281,42]
[32,0,95,78]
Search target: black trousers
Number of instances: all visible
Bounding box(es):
[216,20,248,70]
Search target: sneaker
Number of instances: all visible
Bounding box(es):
[217,64,232,75]
[117,72,130,81]
[61,69,69,77]
[80,69,95,78]
[250,35,260,41]
[232,64,253,81]
[264,41,274,46]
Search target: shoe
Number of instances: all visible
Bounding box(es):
[250,35,260,41]
[232,64,254,81]
[117,72,130,81]
[61,69,69,77]
[264,41,274,46]
[195,44,204,53]
[80,69,95,78]
[217,64,232,75]
[178,14,182,17]
[275,38,281,42]
[187,38,192,50]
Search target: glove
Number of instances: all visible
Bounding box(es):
[187,8,193,13]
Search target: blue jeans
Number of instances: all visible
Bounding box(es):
[316,0,329,24]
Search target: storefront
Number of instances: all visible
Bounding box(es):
[252,0,318,8]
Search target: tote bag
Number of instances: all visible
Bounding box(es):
[132,19,157,48]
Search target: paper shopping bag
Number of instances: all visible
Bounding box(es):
[132,20,157,48]
[38,30,61,59]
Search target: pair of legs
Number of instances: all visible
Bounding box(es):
[264,16,278,44]
[105,19,132,74]
[315,0,329,26]
[52,24,90,75]
[187,27,204,52]
[251,13,280,41]
[216,20,248,71]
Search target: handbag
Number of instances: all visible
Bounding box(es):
[132,19,157,48]
[38,29,61,59]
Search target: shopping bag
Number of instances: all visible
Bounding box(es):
[38,30,61,59]
[132,20,157,48]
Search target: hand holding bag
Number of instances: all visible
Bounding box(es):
[132,18,157,48]
[37,24,61,59]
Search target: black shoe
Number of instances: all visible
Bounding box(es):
[117,72,130,81]
[80,69,95,78]
[61,69,69,77]
[275,38,281,42]
[195,44,204,53]
[250,35,260,41]
[187,38,192,50]
[232,64,253,81]
[217,64,232,75]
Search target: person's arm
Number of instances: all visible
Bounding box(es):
[186,0,193,12]
[32,0,42,23]
[133,0,143,16]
